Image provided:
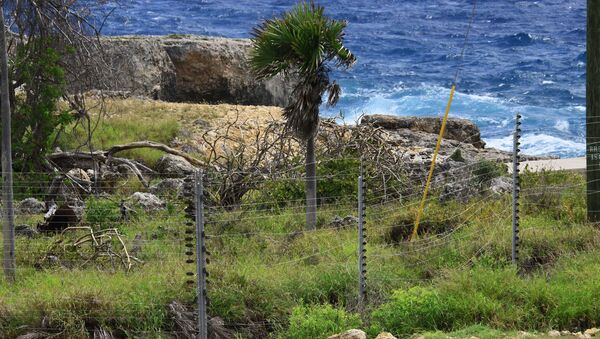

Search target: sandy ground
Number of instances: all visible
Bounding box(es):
[507,157,586,173]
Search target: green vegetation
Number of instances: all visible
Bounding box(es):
[57,110,179,167]
[287,304,361,338]
[1,168,598,338]
[11,44,72,171]
[250,1,356,229]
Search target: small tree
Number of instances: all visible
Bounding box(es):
[250,1,355,229]
[4,0,111,171]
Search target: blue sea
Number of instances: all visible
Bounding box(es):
[92,0,586,157]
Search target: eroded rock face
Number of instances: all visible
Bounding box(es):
[129,192,166,211]
[361,114,485,148]
[69,35,292,106]
[358,114,548,166]
[155,154,196,177]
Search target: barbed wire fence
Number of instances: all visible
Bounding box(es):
[0,119,596,338]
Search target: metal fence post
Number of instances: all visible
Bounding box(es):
[0,5,16,282]
[357,163,367,309]
[512,113,522,266]
[195,170,208,339]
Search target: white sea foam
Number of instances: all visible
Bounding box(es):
[325,83,586,157]
[485,133,585,157]
[554,120,570,132]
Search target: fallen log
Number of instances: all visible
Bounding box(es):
[47,140,206,170]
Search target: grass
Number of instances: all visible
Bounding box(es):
[56,98,282,167]
[1,168,597,338]
[2,97,599,337]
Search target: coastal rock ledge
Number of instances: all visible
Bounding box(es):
[362,114,485,149]
[73,35,292,106]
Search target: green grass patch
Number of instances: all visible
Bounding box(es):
[1,170,599,338]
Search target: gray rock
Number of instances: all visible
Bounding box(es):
[129,192,166,211]
[17,198,46,215]
[328,329,367,339]
[66,35,293,106]
[439,182,478,204]
[362,115,485,148]
[490,176,513,195]
[548,330,561,337]
[375,333,397,339]
[155,154,196,177]
[330,215,358,229]
[150,178,185,197]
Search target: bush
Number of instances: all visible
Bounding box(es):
[252,158,360,208]
[472,160,507,186]
[11,44,73,171]
[521,170,586,224]
[85,197,121,225]
[286,304,361,339]
[369,287,454,336]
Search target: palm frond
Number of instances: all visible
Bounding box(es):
[326,81,341,107]
[250,1,356,139]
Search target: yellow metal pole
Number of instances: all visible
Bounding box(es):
[410,84,456,241]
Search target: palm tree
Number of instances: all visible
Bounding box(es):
[250,1,356,229]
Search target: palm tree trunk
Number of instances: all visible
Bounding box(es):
[305,135,317,230]
[0,5,16,282]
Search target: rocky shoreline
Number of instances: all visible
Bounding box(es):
[65,34,553,169]
[70,35,292,106]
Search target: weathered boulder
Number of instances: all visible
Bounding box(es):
[585,328,600,336]
[328,329,367,339]
[68,35,292,106]
[129,192,166,211]
[17,198,46,215]
[548,330,561,337]
[150,178,185,197]
[361,114,485,148]
[490,176,512,195]
[375,332,397,339]
[330,215,358,229]
[155,154,197,177]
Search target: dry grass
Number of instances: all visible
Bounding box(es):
[59,98,285,165]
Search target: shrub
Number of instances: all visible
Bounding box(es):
[369,286,453,336]
[521,170,586,224]
[252,158,360,208]
[11,44,73,171]
[286,304,361,339]
[472,160,507,186]
[85,197,121,225]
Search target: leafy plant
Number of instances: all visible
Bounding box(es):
[85,197,121,226]
[286,304,361,339]
[251,158,359,208]
[472,160,507,186]
[369,287,454,336]
[10,44,73,171]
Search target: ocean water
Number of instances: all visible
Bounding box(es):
[90,0,586,157]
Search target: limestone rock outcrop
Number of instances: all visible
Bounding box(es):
[68,35,292,107]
